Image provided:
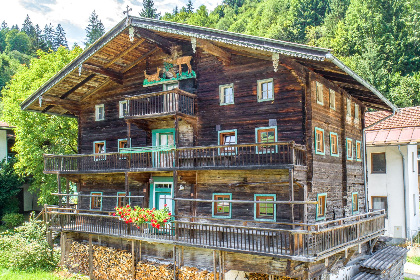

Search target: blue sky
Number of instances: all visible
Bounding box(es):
[0,0,219,46]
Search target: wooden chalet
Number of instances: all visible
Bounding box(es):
[22,16,396,279]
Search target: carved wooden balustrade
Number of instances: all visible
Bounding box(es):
[125,88,196,118]
[44,205,385,262]
[43,142,306,173]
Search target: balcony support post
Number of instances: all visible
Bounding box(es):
[57,174,62,208]
[173,245,178,280]
[131,240,136,280]
[125,172,129,206]
[66,179,70,208]
[89,235,93,279]
[289,169,294,227]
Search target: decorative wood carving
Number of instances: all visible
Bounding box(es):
[272,52,279,72]
[144,67,162,82]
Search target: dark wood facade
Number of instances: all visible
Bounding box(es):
[23,17,394,279]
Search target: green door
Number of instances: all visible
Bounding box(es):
[152,129,175,168]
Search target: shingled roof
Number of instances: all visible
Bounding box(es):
[365,106,420,145]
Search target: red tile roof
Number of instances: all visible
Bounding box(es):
[365,106,420,145]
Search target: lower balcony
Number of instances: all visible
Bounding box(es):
[44,206,385,262]
[44,142,306,174]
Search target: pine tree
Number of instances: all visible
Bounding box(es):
[186,0,194,13]
[34,24,47,51]
[84,10,105,47]
[1,21,8,30]
[22,15,35,37]
[53,24,68,50]
[139,0,160,19]
[43,24,54,50]
[173,6,179,15]
[11,24,19,30]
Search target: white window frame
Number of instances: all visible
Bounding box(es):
[257,78,274,102]
[346,98,351,118]
[329,89,335,110]
[219,83,234,105]
[119,101,128,118]
[95,104,104,121]
[354,103,359,122]
[316,82,323,105]
[163,82,178,91]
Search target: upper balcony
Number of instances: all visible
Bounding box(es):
[43,142,306,174]
[125,88,196,120]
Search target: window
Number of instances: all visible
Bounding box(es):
[90,192,102,210]
[329,89,335,110]
[117,192,130,208]
[95,104,104,121]
[118,139,129,152]
[93,141,106,160]
[257,78,274,102]
[316,82,323,105]
[218,129,237,154]
[314,127,325,155]
[316,193,327,221]
[372,196,387,216]
[330,132,339,157]
[163,82,178,91]
[219,83,234,105]
[212,193,232,218]
[254,194,276,221]
[371,153,386,173]
[255,126,277,153]
[352,192,359,214]
[354,104,359,122]
[346,98,351,118]
[356,140,362,161]
[119,101,128,118]
[346,138,353,160]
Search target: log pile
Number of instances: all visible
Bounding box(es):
[246,274,294,280]
[136,261,215,280]
[66,241,89,275]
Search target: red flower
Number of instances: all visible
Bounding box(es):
[164,204,167,207]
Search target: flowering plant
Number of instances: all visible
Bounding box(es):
[112,204,172,229]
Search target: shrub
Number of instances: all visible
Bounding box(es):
[0,213,59,271]
[2,213,25,228]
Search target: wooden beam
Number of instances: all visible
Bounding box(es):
[104,38,146,68]
[81,80,113,101]
[89,235,93,279]
[83,63,123,84]
[122,47,160,73]
[197,39,231,65]
[136,29,175,54]
[43,96,79,108]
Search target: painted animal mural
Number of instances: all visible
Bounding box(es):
[144,67,162,82]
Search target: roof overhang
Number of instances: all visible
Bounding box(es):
[21,16,396,115]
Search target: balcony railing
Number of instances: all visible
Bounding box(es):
[126,88,196,118]
[44,142,306,173]
[44,206,385,262]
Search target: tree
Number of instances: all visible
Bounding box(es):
[84,10,105,47]
[187,0,194,13]
[1,21,8,30]
[0,157,24,216]
[173,6,179,15]
[139,0,160,19]
[0,52,20,91]
[21,15,35,37]
[53,24,68,50]
[5,29,31,54]
[42,24,54,50]
[11,24,19,30]
[2,47,83,204]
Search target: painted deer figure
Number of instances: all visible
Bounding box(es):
[144,67,162,82]
[165,47,193,75]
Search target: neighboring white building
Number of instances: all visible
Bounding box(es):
[366,107,420,239]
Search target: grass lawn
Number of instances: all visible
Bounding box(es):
[0,268,60,280]
[407,256,420,266]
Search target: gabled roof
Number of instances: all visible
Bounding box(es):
[21,16,396,116]
[365,106,420,145]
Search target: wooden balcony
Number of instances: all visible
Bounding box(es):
[44,142,306,174]
[45,207,385,262]
[125,89,196,119]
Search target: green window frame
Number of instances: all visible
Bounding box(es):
[330,132,339,157]
[218,129,237,155]
[95,104,104,121]
[254,194,276,221]
[316,81,323,105]
[255,126,277,153]
[219,83,234,105]
[314,127,325,155]
[117,192,131,208]
[257,78,274,102]
[352,192,359,214]
[316,193,327,221]
[346,138,353,160]
[119,100,128,118]
[356,140,362,162]
[212,193,232,219]
[90,192,103,211]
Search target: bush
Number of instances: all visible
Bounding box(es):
[0,213,60,271]
[2,213,25,228]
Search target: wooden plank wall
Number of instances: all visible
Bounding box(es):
[308,72,365,222]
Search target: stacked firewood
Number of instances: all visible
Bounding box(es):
[92,244,132,280]
[66,241,90,275]
[246,273,294,280]
[136,261,215,280]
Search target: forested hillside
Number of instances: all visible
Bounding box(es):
[162,0,420,108]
